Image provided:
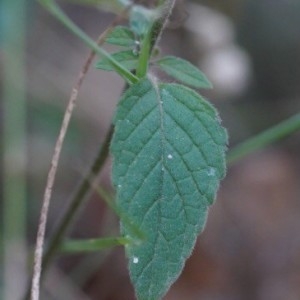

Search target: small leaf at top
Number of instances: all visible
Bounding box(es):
[129,5,154,37]
[156,55,213,89]
[105,26,136,47]
[111,79,227,300]
[95,50,139,71]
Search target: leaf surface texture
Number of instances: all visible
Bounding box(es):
[105,26,136,47]
[96,50,138,71]
[156,56,212,89]
[111,79,227,300]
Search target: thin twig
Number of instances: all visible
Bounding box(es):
[30,9,130,300]
[41,124,114,273]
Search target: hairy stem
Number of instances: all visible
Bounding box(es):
[150,0,176,52]
[136,29,152,78]
[227,113,300,165]
[136,0,176,77]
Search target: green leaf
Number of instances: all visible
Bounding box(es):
[111,79,227,300]
[156,56,213,89]
[105,26,136,47]
[96,50,139,71]
[129,5,154,37]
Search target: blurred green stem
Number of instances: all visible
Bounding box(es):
[60,236,132,253]
[227,113,300,165]
[2,0,27,299]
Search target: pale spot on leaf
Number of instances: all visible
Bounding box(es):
[207,167,216,176]
[133,256,139,264]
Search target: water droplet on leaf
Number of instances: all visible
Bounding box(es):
[133,256,139,264]
[207,167,216,176]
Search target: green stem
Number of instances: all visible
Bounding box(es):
[38,0,138,84]
[136,0,175,78]
[60,236,132,253]
[227,113,300,165]
[2,0,27,299]
[136,29,152,78]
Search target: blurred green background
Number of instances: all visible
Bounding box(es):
[1,0,300,299]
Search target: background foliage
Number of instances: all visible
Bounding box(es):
[1,0,300,299]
